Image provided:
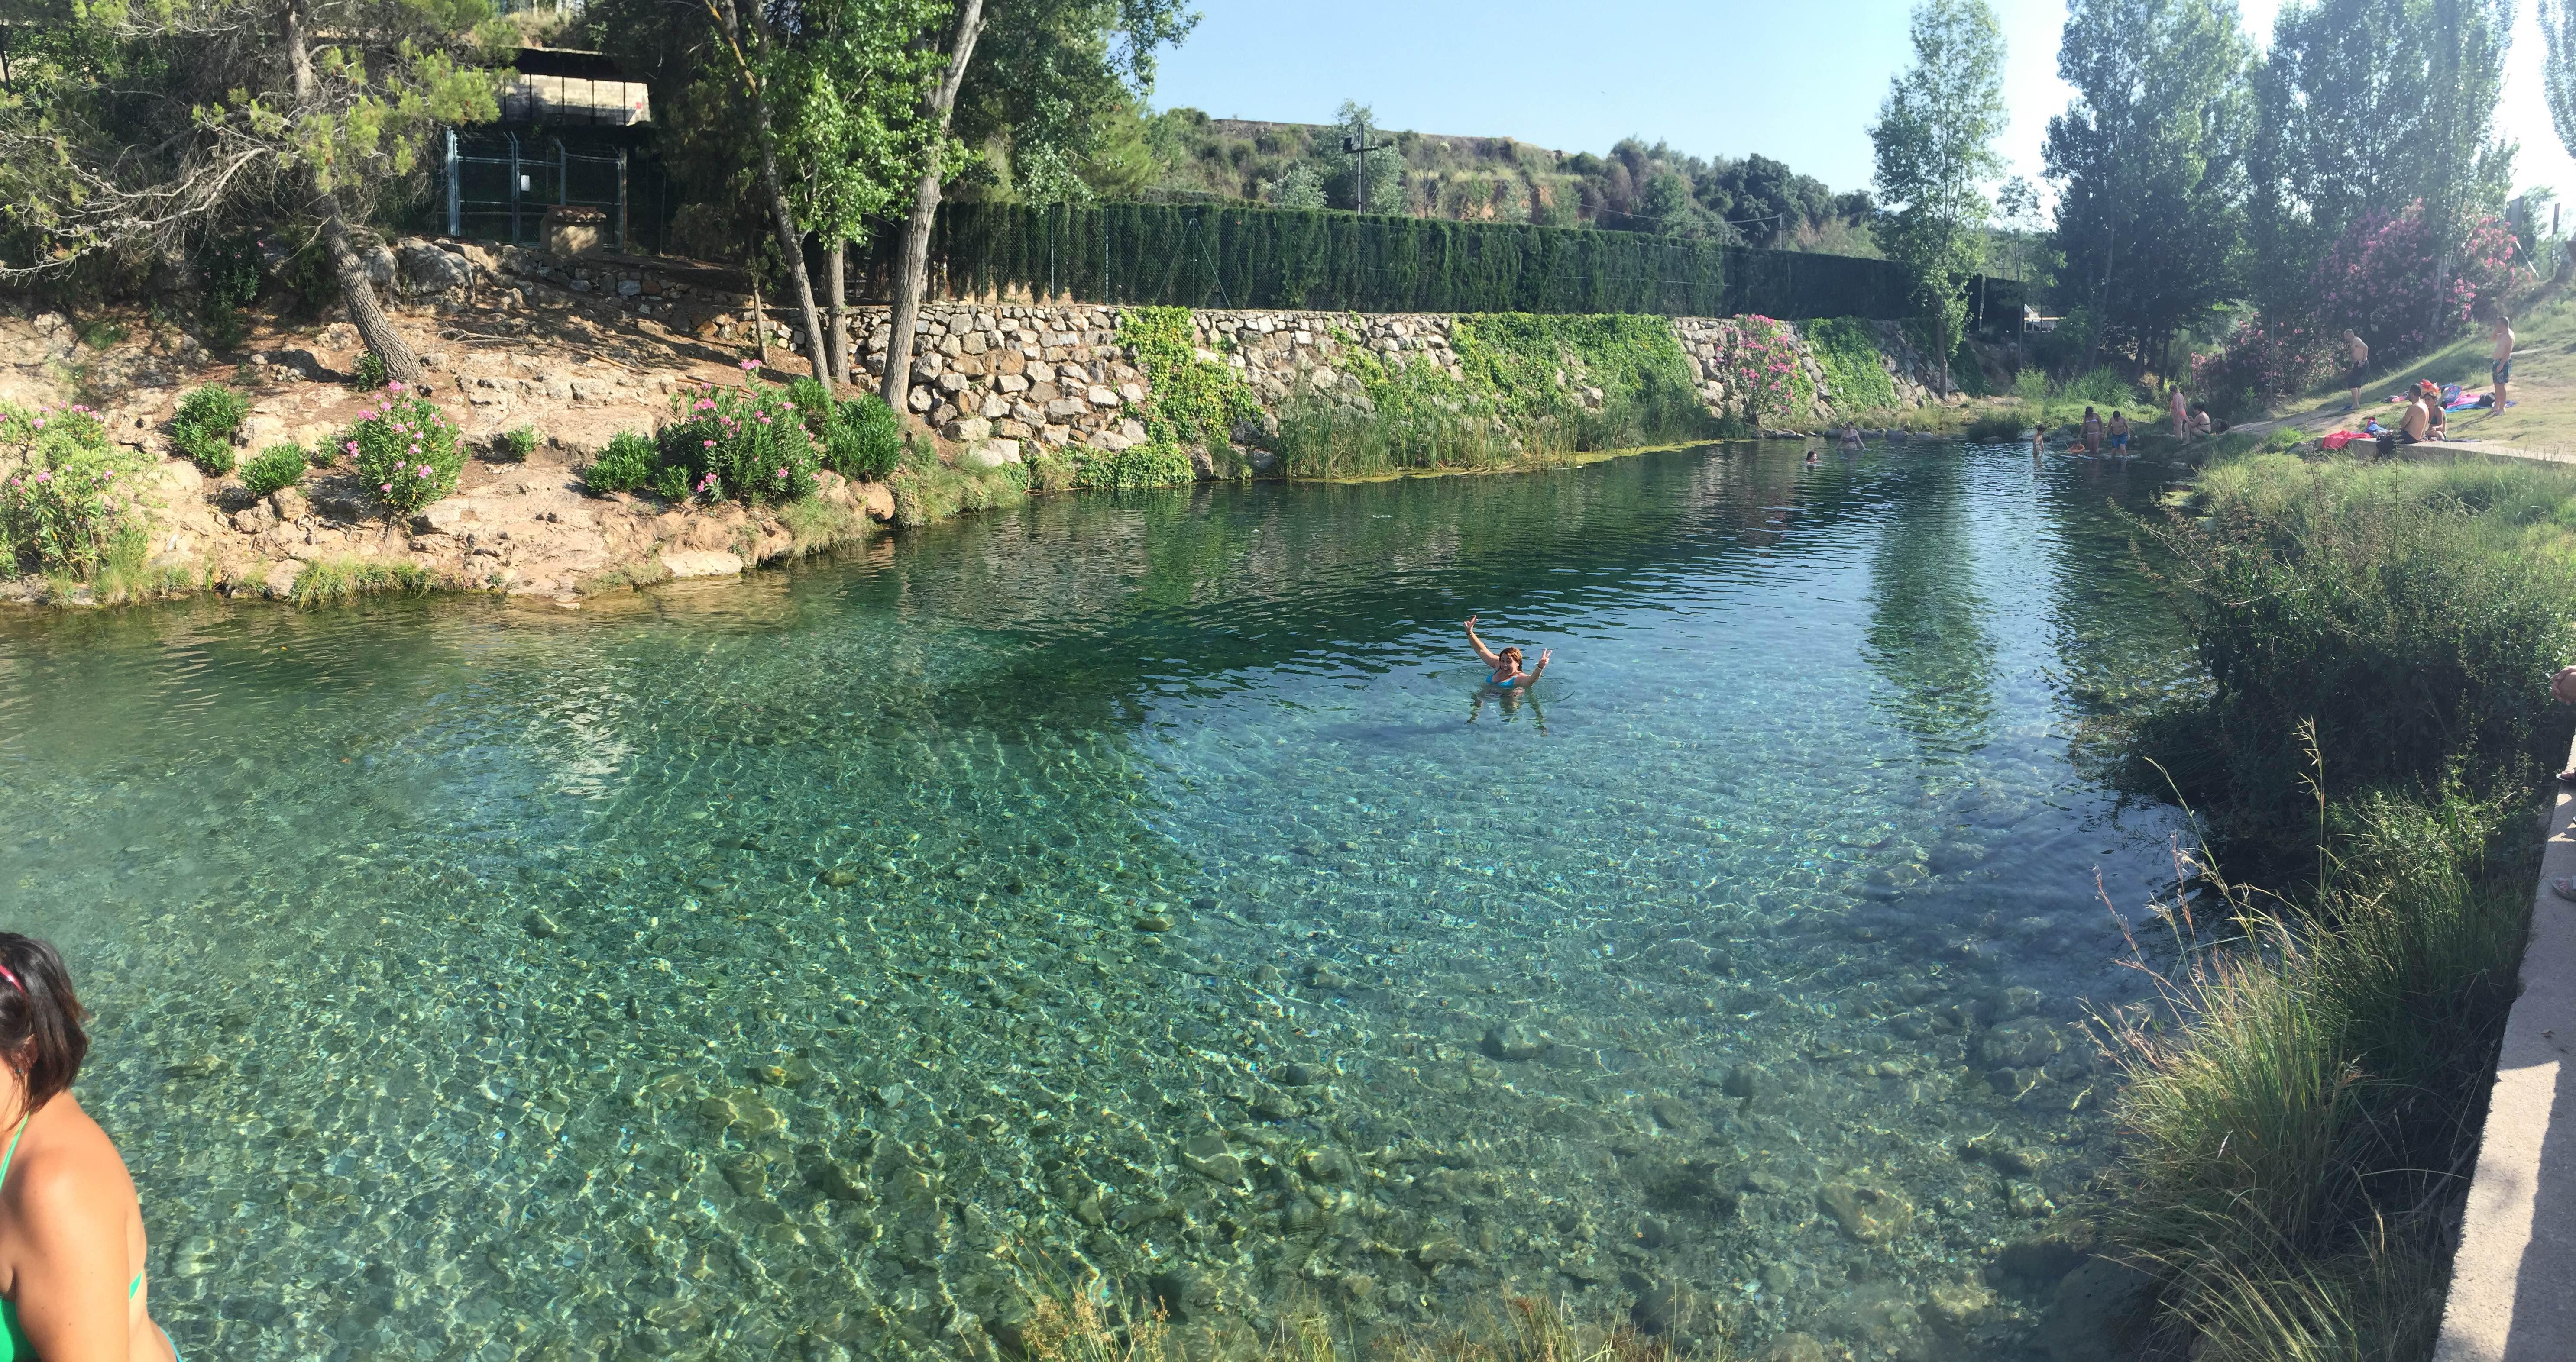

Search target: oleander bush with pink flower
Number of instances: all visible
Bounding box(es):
[343,384,466,517]
[0,401,148,573]
[653,377,820,506]
[2189,203,2518,417]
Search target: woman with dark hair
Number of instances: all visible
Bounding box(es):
[0,933,178,1361]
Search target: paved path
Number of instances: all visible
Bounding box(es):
[2434,742,2576,1362]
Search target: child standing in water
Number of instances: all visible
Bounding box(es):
[1465,615,1551,690]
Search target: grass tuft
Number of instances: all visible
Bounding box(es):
[288,557,434,608]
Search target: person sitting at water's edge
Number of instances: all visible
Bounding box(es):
[0,933,180,1361]
[1465,615,1551,689]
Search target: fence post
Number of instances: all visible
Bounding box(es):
[445,129,460,238]
[616,147,629,252]
[508,132,521,246]
[557,139,568,209]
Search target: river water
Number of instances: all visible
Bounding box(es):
[0,441,2194,1361]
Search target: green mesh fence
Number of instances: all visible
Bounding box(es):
[888,202,2020,323]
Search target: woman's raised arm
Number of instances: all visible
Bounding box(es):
[1463,615,1501,668]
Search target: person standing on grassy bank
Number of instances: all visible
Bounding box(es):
[2344,329,2369,411]
[2492,314,2516,410]
[2082,406,2104,454]
[0,934,178,1361]
[2168,386,2188,439]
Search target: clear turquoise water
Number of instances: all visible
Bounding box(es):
[0,442,2193,1360]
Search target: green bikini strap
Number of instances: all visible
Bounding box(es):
[0,1115,25,1188]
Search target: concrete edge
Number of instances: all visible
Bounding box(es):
[2432,739,2576,1362]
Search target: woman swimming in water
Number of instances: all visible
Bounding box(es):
[1465,615,1551,689]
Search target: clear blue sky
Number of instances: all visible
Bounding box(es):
[1146,0,2571,205]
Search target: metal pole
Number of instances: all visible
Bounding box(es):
[508,132,521,245]
[616,147,629,252]
[446,129,461,237]
[557,139,568,207]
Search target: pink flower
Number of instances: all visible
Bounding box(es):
[381,482,393,491]
[32,471,47,482]
[418,464,433,476]
[703,439,716,449]
[741,359,761,371]
[388,380,406,393]
[345,441,359,453]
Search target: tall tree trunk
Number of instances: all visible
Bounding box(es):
[715,0,832,378]
[827,240,849,387]
[878,0,986,416]
[287,0,420,384]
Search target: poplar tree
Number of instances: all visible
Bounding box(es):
[1869,0,2007,393]
[2044,0,2253,371]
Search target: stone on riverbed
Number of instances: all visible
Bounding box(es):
[1818,1181,1914,1243]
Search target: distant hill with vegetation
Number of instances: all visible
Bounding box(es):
[1047,101,1883,258]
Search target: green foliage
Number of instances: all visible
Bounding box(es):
[289,557,435,607]
[785,375,834,432]
[353,351,390,391]
[239,443,308,497]
[2123,452,2576,871]
[650,463,694,502]
[656,383,821,504]
[2105,782,2527,1362]
[172,384,249,475]
[495,425,542,462]
[887,455,1027,526]
[344,386,466,516]
[196,234,263,349]
[1276,312,1713,478]
[0,402,146,574]
[1110,305,1259,485]
[917,201,1974,319]
[1870,0,2008,387]
[824,392,903,482]
[2044,0,2252,370]
[581,431,662,494]
[1696,315,1811,426]
[1962,410,2022,442]
[1806,316,1900,414]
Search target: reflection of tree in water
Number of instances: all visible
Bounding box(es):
[1864,458,1997,761]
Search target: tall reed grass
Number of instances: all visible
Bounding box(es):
[2097,445,2570,1359]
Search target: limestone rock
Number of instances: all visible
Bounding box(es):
[660,549,744,579]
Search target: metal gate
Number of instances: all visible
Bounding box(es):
[445,130,629,249]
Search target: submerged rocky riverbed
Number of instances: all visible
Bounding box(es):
[0,440,2192,1360]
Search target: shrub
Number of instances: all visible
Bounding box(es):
[2125,452,2576,871]
[172,383,248,475]
[340,384,466,517]
[650,463,693,502]
[581,431,660,494]
[1963,410,2023,443]
[493,426,543,462]
[0,403,145,574]
[655,381,819,504]
[785,375,834,434]
[239,444,307,497]
[823,392,904,482]
[352,351,388,391]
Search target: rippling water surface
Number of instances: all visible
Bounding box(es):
[1,441,2195,1361]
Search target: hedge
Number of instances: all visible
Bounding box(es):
[895,202,2022,324]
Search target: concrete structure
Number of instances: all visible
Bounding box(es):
[2433,737,2576,1361]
